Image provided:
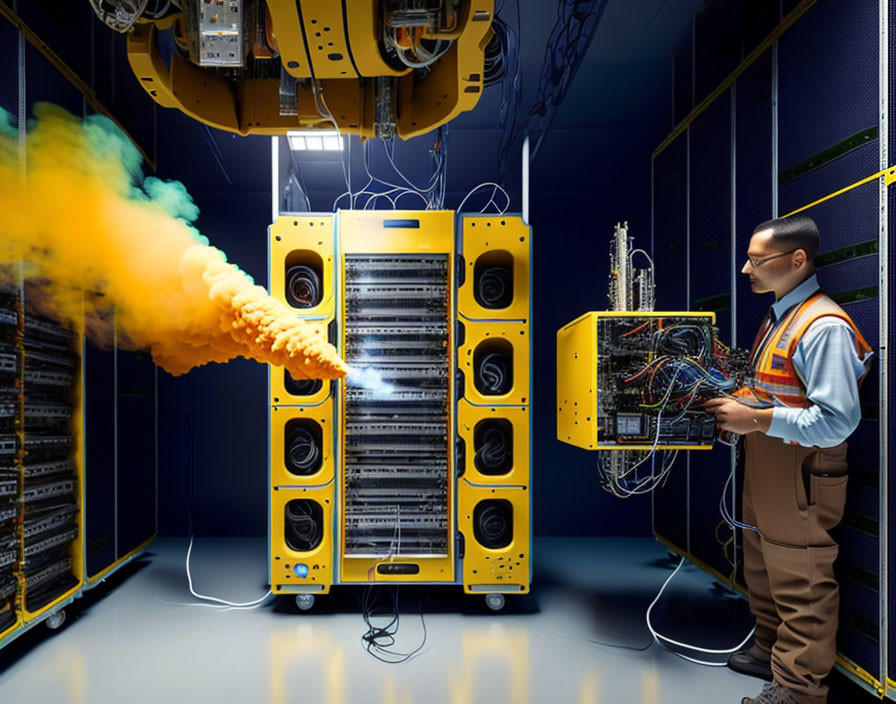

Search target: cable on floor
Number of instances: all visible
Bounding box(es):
[359,585,427,664]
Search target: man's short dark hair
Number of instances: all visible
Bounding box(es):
[753,215,819,261]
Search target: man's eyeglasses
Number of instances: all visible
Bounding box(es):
[745,248,800,268]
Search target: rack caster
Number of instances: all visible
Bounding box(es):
[295,594,315,611]
[46,609,66,630]
[485,593,505,611]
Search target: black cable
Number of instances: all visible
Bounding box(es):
[359,585,427,664]
[285,265,322,308]
[476,352,510,394]
[476,504,509,547]
[286,426,321,475]
[284,500,322,551]
[476,266,512,309]
[474,423,510,472]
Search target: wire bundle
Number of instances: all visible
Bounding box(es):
[332,129,448,212]
[598,323,744,497]
[523,0,609,164]
[359,585,427,664]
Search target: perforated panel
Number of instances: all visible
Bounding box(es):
[84,343,115,578]
[888,131,896,685]
[734,51,775,349]
[116,349,156,558]
[779,142,880,217]
[0,19,17,120]
[777,0,879,171]
[688,92,735,580]
[651,135,689,552]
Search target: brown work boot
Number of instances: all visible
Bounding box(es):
[741,682,803,704]
[728,643,772,680]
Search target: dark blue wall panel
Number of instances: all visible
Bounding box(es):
[116,349,156,557]
[0,19,17,119]
[777,0,878,174]
[651,134,689,550]
[530,188,654,537]
[84,342,116,578]
[688,91,735,580]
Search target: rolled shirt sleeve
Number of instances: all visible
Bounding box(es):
[766,319,869,448]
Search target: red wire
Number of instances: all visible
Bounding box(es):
[621,320,650,338]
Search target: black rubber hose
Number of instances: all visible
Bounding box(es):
[476,351,511,395]
[476,266,512,309]
[285,500,321,551]
[286,426,321,475]
[285,265,322,308]
[285,371,323,396]
[476,423,510,472]
[476,504,509,548]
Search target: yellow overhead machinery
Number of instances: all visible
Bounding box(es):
[90,0,495,139]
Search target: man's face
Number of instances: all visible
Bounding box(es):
[741,228,800,294]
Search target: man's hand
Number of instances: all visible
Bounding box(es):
[701,398,773,435]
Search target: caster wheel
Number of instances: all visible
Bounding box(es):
[485,593,505,611]
[296,594,315,611]
[46,610,66,630]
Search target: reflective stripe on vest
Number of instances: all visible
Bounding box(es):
[745,292,873,408]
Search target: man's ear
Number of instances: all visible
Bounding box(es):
[792,248,808,269]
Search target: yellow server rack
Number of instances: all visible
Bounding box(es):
[267,212,532,608]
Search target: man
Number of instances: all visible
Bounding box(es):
[703,215,873,704]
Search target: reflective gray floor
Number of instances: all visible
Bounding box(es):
[0,538,878,703]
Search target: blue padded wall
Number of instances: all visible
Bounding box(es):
[688,91,736,581]
[84,342,116,578]
[116,349,157,558]
[777,0,879,201]
[732,49,776,591]
[651,134,689,552]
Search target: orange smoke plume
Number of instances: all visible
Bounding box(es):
[0,104,346,380]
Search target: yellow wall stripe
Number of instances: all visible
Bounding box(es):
[653,0,819,159]
[783,167,896,218]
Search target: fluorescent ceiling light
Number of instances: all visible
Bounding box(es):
[287,130,343,152]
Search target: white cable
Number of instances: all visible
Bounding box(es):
[629,248,655,269]
[645,557,755,666]
[456,182,511,213]
[185,536,272,608]
[394,190,428,208]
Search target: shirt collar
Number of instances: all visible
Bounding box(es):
[771,273,820,321]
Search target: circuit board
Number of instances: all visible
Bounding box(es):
[594,314,732,448]
[557,311,748,451]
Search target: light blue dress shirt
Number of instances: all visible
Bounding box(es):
[760,274,872,448]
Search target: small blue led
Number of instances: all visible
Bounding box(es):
[293,563,309,578]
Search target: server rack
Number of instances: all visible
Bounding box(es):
[267,211,532,609]
[0,286,158,651]
[0,284,83,645]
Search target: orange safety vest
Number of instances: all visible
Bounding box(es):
[736,291,872,408]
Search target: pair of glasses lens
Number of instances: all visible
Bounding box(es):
[747,247,799,268]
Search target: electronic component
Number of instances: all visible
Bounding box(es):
[557,222,749,497]
[342,254,450,558]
